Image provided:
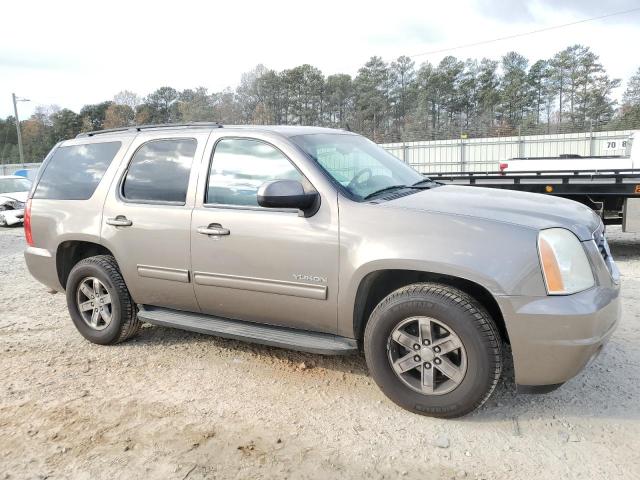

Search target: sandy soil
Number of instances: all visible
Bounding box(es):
[0,225,639,480]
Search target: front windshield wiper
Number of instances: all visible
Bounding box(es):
[411,178,437,188]
[362,185,409,200]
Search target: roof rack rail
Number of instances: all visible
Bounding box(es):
[76,122,224,138]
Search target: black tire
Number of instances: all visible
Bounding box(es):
[364,282,502,418]
[65,255,140,345]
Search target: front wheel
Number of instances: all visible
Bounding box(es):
[364,283,502,418]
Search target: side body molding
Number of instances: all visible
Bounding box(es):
[137,265,190,283]
[193,272,328,300]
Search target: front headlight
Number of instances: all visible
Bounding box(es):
[538,228,595,295]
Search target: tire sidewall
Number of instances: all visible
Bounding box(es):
[66,261,124,345]
[365,289,496,416]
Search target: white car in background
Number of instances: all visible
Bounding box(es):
[0,175,32,226]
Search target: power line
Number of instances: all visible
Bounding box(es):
[409,6,640,59]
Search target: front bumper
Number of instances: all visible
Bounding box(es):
[1,208,24,226]
[497,283,621,388]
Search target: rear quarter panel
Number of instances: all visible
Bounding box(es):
[26,136,136,290]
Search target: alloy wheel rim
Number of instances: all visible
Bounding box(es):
[387,316,467,395]
[76,277,113,331]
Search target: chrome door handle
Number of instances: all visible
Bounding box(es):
[197,225,230,236]
[106,216,133,227]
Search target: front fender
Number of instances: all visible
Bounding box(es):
[336,200,545,337]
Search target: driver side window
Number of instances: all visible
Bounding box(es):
[206,138,305,207]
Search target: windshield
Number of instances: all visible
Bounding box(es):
[0,177,31,194]
[290,133,425,200]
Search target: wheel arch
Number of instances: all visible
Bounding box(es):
[352,269,509,346]
[56,240,116,290]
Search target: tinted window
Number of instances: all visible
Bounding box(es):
[34,142,122,200]
[207,138,304,206]
[122,139,196,203]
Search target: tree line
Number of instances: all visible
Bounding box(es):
[1,44,640,164]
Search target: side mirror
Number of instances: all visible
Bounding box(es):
[257,180,319,215]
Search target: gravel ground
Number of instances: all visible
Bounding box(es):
[0,225,639,480]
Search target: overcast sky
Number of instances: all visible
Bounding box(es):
[1,0,639,118]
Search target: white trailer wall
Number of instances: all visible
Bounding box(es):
[380,130,636,174]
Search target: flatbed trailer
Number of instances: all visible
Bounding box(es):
[427,168,640,231]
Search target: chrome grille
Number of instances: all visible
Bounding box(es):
[592,223,619,283]
[593,225,609,263]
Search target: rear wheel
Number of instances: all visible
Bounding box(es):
[364,283,502,418]
[66,255,140,345]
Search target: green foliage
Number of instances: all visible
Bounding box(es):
[354,56,391,141]
[622,68,640,107]
[499,52,529,126]
[51,109,82,140]
[2,44,639,165]
[79,101,113,131]
[141,87,180,124]
[0,117,19,163]
[325,74,354,128]
[178,87,212,122]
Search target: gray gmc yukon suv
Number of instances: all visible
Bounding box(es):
[24,124,621,418]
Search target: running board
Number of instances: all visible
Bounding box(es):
[137,306,357,355]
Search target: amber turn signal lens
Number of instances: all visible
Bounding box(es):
[539,236,565,293]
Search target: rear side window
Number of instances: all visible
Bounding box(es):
[34,142,122,200]
[122,139,197,204]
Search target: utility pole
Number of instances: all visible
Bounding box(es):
[12,93,30,168]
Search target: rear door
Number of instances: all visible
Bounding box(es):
[101,131,208,311]
[190,132,340,334]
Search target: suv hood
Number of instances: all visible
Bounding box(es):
[385,185,600,241]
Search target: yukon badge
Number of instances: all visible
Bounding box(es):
[293,274,327,283]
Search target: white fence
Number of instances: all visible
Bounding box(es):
[0,163,41,176]
[380,130,637,174]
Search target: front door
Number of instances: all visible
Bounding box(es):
[101,132,208,311]
[190,134,339,334]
